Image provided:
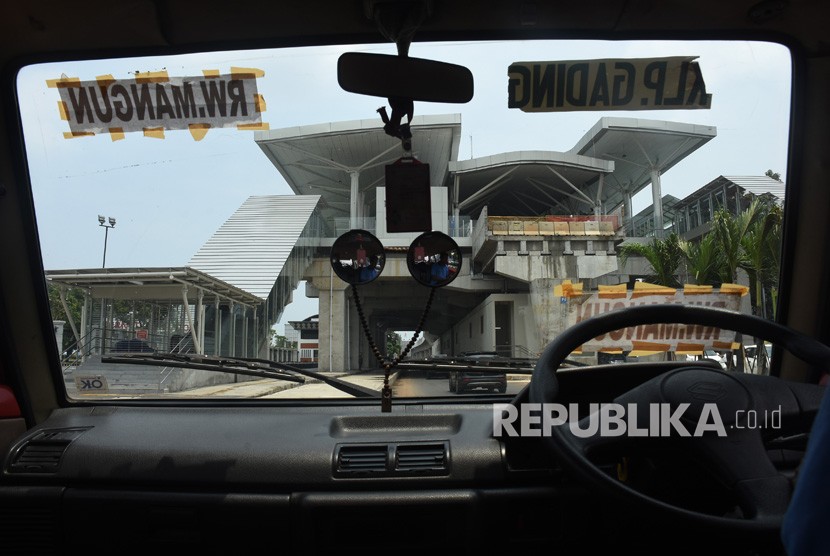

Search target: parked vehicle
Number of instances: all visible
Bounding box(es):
[447,353,509,394]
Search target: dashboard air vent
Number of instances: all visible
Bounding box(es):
[8,427,90,474]
[395,443,448,473]
[336,445,388,475]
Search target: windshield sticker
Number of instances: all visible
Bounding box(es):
[543,281,746,353]
[508,57,711,112]
[47,68,268,141]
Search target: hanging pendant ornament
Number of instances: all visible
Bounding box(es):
[330,229,461,413]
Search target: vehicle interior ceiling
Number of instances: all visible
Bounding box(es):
[1,1,829,554]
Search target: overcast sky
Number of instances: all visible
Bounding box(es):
[16,39,792,330]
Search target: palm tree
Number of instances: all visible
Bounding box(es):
[619,233,683,287]
[680,232,722,286]
[739,202,783,374]
[740,206,781,315]
[709,197,782,374]
[711,198,765,283]
[763,204,783,319]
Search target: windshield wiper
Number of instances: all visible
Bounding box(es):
[395,361,535,374]
[395,357,587,374]
[102,352,380,398]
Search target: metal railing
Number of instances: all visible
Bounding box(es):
[60,327,194,383]
[495,344,539,360]
[329,216,474,239]
[331,217,377,236]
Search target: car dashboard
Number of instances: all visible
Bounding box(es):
[2,361,777,554]
[1,402,567,553]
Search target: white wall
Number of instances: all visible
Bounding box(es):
[440,293,541,357]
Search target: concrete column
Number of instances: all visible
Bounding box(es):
[315,275,349,372]
[452,174,461,231]
[242,306,249,358]
[196,289,204,355]
[594,174,604,217]
[229,301,236,357]
[650,168,664,238]
[350,171,360,229]
[623,187,633,234]
[214,299,221,356]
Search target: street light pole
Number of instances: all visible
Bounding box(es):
[98,215,116,268]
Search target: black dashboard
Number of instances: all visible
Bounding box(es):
[2,362,775,555]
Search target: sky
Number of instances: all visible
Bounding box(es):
[15,39,792,331]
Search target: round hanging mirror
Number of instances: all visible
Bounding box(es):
[406,231,462,287]
[330,229,386,285]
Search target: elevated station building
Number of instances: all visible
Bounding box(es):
[48,114,718,376]
[252,114,716,371]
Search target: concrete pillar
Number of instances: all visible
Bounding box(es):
[350,171,360,229]
[214,299,221,356]
[594,174,604,217]
[452,174,460,232]
[315,275,349,372]
[650,168,664,238]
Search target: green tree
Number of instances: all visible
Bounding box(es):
[765,169,782,181]
[680,232,722,286]
[740,203,782,316]
[270,332,296,349]
[386,331,402,357]
[739,202,783,374]
[708,198,782,374]
[47,284,85,353]
[619,233,684,287]
[711,199,765,283]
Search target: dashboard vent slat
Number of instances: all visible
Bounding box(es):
[10,442,69,473]
[395,443,447,472]
[7,427,91,474]
[336,445,388,474]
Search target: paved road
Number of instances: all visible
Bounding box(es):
[266,368,530,399]
[393,369,530,398]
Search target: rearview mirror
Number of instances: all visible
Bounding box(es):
[330,230,386,285]
[337,52,474,103]
[406,231,462,288]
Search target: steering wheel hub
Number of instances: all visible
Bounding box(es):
[660,367,752,424]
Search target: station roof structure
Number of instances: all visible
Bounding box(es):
[570,117,717,212]
[253,114,716,225]
[447,117,716,219]
[449,151,615,217]
[255,114,463,222]
[45,267,262,307]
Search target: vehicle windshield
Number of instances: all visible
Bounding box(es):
[17,39,791,400]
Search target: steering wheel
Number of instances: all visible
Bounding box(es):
[528,304,828,534]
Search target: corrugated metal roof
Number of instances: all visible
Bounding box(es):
[45,267,263,306]
[188,195,321,300]
[722,175,786,201]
